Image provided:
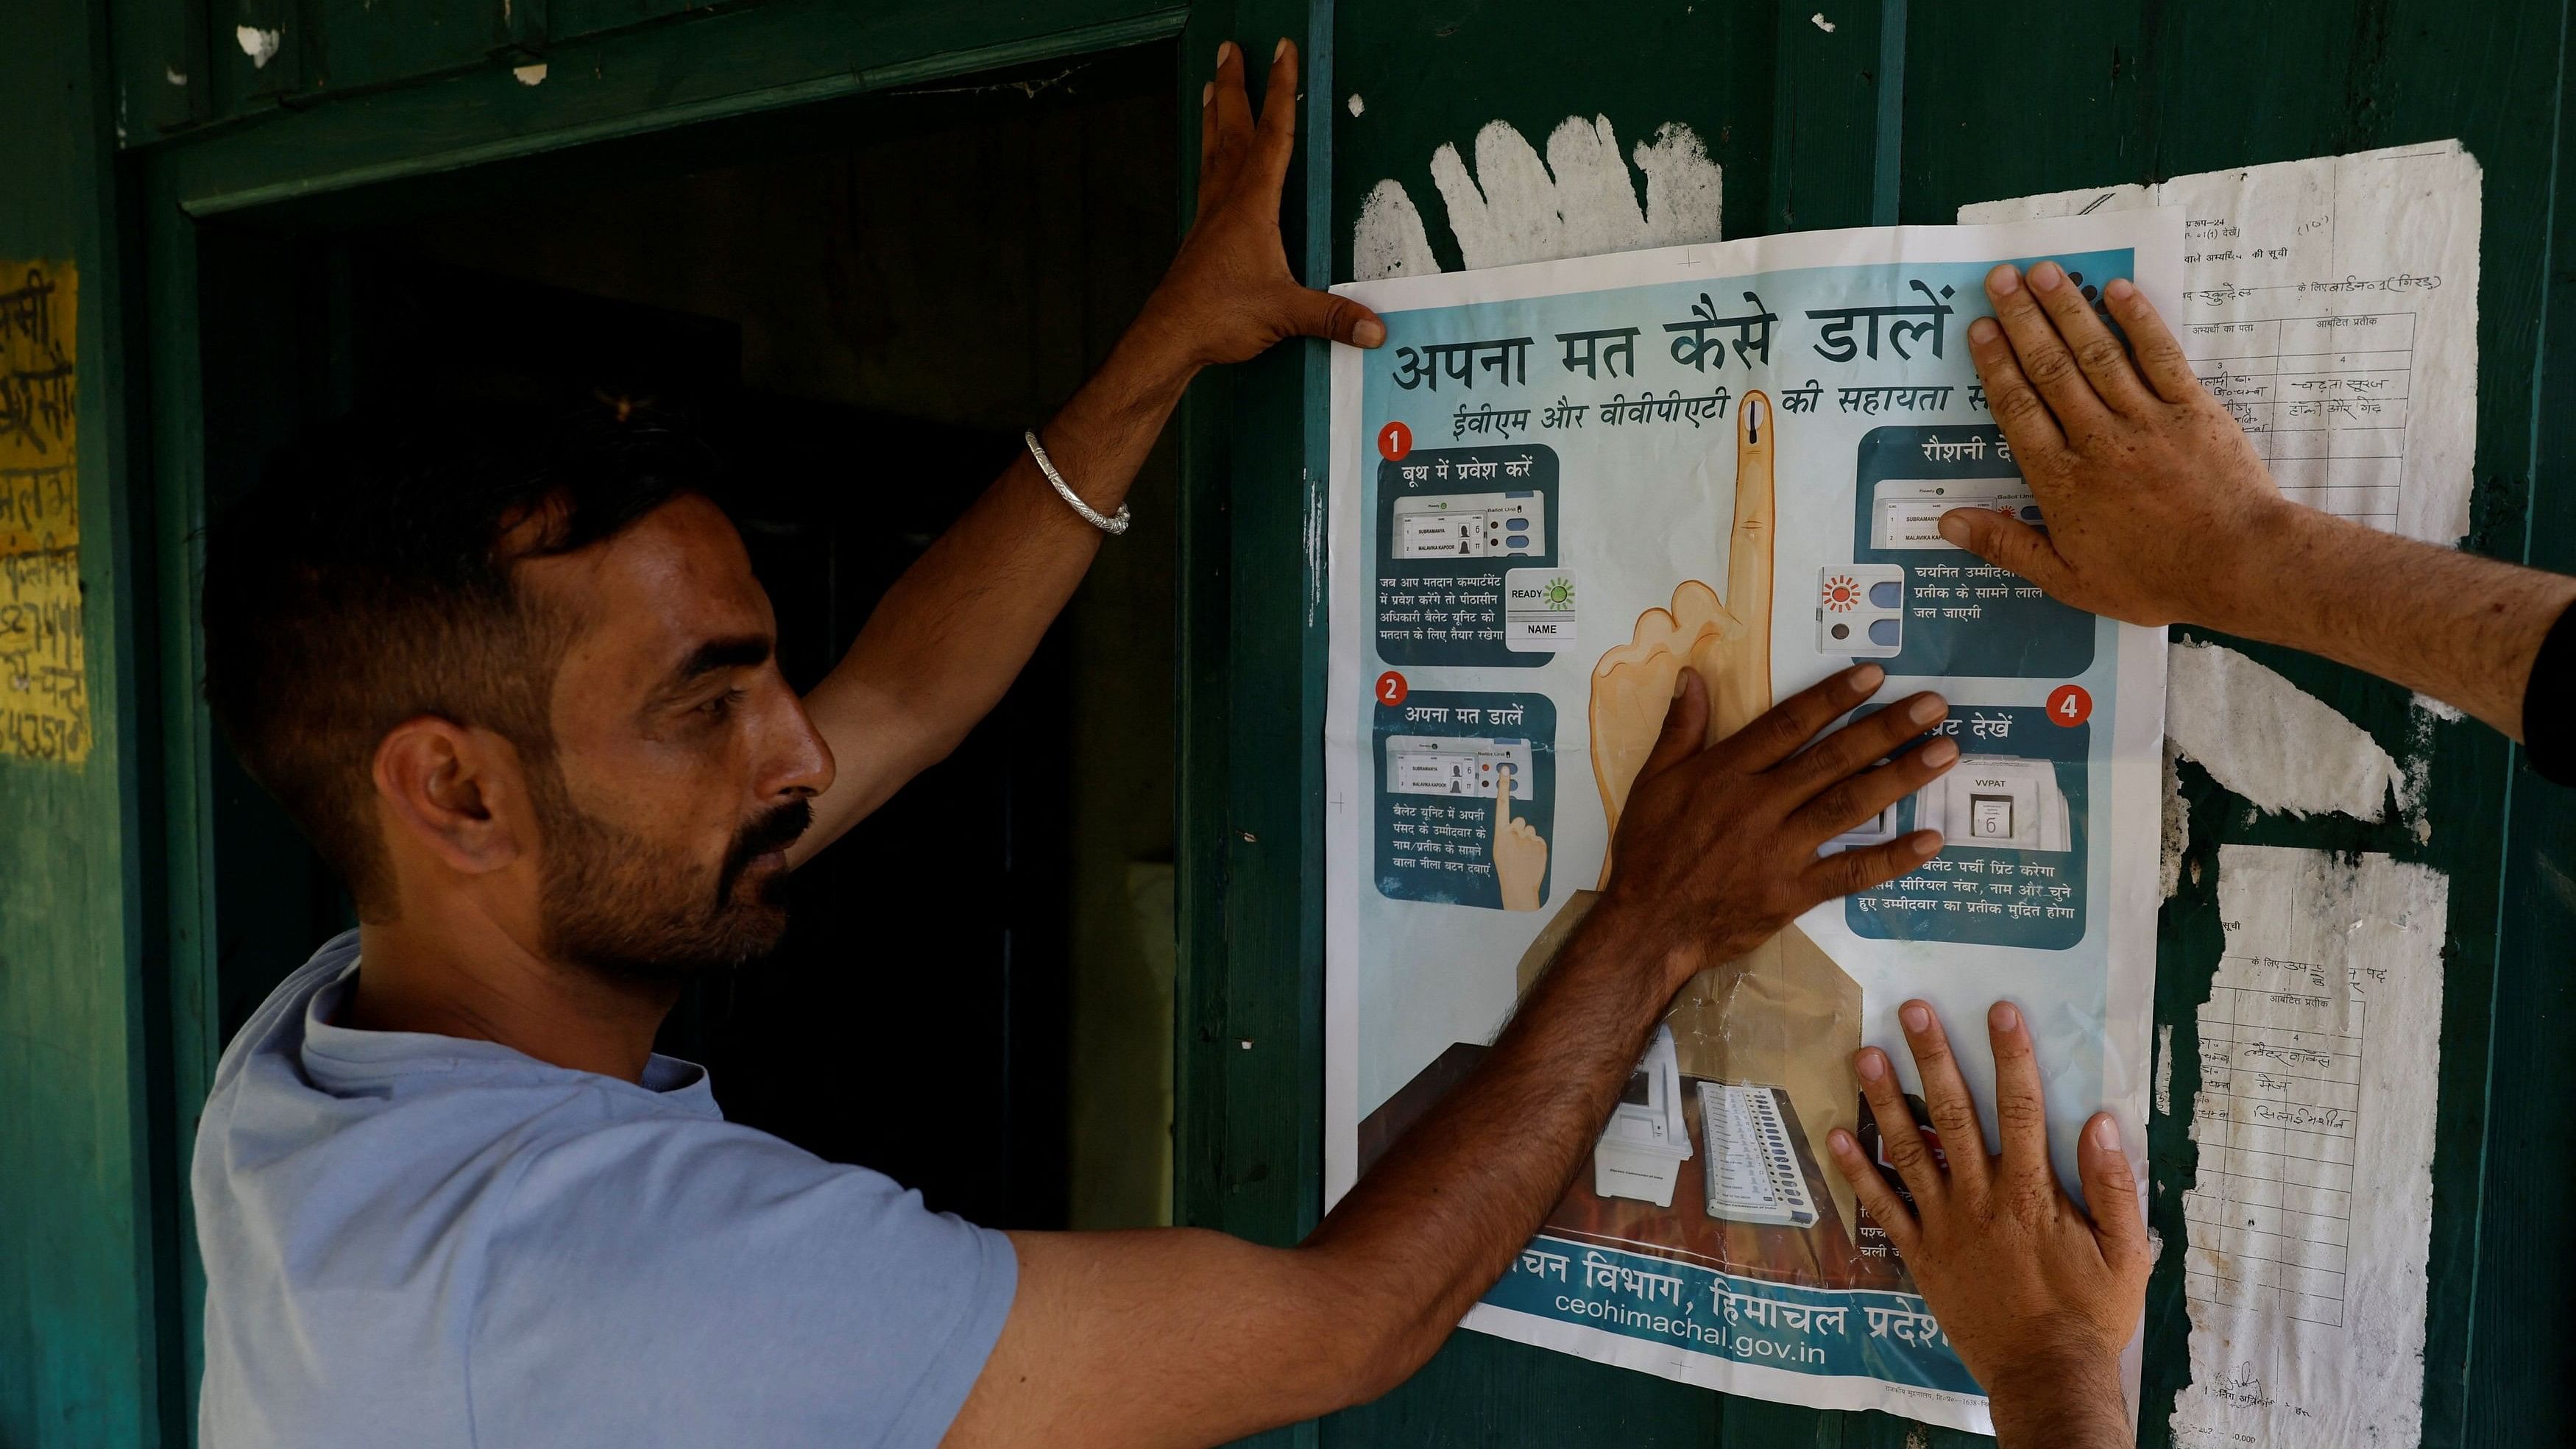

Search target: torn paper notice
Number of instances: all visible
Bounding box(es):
[1962,141,2481,545]
[2173,845,2446,1449]
[2165,640,2402,821]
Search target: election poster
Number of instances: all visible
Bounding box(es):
[1323,211,2177,1433]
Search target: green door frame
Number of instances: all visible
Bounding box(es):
[125,2,1336,1432]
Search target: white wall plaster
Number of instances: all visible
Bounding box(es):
[1352,117,1723,279]
[1347,93,1365,118]
[236,26,280,70]
[1353,180,1441,281]
[165,65,187,86]
[1811,12,1838,32]
[2154,1023,2173,1116]
[513,62,548,86]
[2165,641,2402,822]
[2161,740,2190,898]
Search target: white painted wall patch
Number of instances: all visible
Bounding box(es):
[1352,117,1722,280]
[236,26,281,70]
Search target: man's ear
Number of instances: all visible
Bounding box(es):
[372,717,532,876]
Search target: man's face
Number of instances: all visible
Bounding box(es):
[514,495,835,980]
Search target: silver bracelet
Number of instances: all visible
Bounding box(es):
[1025,429,1131,536]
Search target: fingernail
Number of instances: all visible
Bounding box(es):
[2092,1116,2122,1151]
[1354,319,1387,347]
[1202,81,1213,105]
[1901,1002,1931,1032]
[1922,737,1959,767]
[1991,1001,2021,1033]
[2106,276,2136,301]
[1906,693,1944,726]
[1274,37,1288,60]
[1987,263,2022,296]
[1847,663,1885,692]
[2030,261,2065,292]
[1967,316,2001,344]
[1855,1050,1887,1083]
[1217,40,1235,64]
[1912,829,1945,854]
[1936,511,1971,545]
[1828,1128,1858,1155]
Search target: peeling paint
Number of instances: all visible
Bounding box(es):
[1305,473,1328,628]
[236,26,280,70]
[1346,93,1365,118]
[1811,11,1838,32]
[2165,641,2402,822]
[2160,740,2190,899]
[165,65,187,87]
[1353,117,1722,279]
[2154,1022,2173,1116]
[513,62,548,87]
[2410,691,2463,723]
[1352,179,1440,280]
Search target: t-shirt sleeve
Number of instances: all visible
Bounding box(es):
[469,1113,1017,1449]
[2524,599,2576,785]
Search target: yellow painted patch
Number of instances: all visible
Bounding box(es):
[0,260,88,765]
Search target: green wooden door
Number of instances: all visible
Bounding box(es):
[0,1,177,1445]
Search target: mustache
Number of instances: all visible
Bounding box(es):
[716,798,814,901]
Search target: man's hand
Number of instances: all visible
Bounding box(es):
[1827,999,2149,1449]
[1593,664,1956,991]
[1947,260,2576,740]
[1133,40,1385,368]
[791,39,1384,863]
[944,665,1953,1448]
[1945,262,2296,629]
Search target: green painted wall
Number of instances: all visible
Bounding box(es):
[5,0,2572,1442]
[0,1,171,1447]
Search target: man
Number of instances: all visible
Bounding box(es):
[194,40,1996,1448]
[1833,258,2576,1449]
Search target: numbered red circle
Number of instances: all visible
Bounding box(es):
[1376,670,1409,706]
[1377,421,1413,461]
[2046,684,2094,727]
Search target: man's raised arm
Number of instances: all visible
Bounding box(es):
[1943,259,2576,754]
[790,40,1380,863]
[939,666,1959,1448]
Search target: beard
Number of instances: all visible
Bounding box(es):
[529,765,813,984]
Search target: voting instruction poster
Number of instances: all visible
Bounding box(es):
[1323,211,2176,1434]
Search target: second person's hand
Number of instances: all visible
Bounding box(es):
[1944,261,2307,633]
[1827,999,2149,1449]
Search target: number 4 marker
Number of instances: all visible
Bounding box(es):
[2047,684,2092,726]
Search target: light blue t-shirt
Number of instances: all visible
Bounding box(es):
[193,932,1018,1448]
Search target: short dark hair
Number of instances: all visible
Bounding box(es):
[201,411,721,915]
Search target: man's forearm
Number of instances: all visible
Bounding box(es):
[793,317,1201,857]
[1298,902,1691,1388]
[2197,506,2575,740]
[1986,1348,2132,1449]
